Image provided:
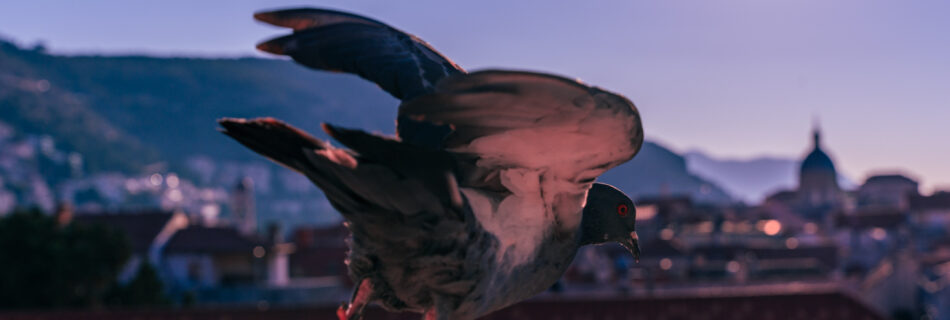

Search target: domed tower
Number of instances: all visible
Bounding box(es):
[798,125,841,209]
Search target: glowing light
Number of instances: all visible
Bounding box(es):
[803,222,819,234]
[763,220,782,236]
[870,228,887,241]
[166,173,180,188]
[659,258,673,270]
[253,246,266,258]
[167,189,183,202]
[721,221,734,233]
[660,228,674,240]
[785,237,800,249]
[149,173,163,186]
[125,179,138,192]
[697,221,714,234]
[635,204,657,221]
[726,260,741,273]
[200,204,220,220]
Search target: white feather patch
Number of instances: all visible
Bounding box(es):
[462,168,587,269]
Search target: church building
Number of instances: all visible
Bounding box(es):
[798,126,843,213]
[765,124,844,221]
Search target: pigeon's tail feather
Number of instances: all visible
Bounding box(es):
[217,117,330,173]
[254,7,464,101]
[218,117,364,216]
[218,117,464,217]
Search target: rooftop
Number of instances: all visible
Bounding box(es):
[863,174,918,186]
[72,210,175,254]
[909,192,950,211]
[165,226,266,254]
[835,209,907,229]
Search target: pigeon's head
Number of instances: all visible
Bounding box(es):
[579,183,640,262]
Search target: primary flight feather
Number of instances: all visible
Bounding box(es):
[219,7,644,320]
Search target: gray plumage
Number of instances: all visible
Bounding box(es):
[219,7,643,320]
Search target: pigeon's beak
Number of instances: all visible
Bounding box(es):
[620,231,640,263]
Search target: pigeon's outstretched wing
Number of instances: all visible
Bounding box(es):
[218,118,478,308]
[218,118,462,215]
[400,70,644,192]
[254,8,464,101]
[254,8,463,148]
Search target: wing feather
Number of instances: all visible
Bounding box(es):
[254,7,464,101]
[399,70,643,190]
[254,8,462,148]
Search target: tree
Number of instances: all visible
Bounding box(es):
[0,208,130,309]
[105,260,170,307]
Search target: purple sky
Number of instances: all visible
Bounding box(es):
[2,0,948,193]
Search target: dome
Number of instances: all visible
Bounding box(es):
[800,128,836,176]
[801,147,836,174]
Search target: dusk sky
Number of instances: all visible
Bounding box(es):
[2,0,948,193]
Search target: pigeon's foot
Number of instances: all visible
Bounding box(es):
[336,303,348,320]
[424,309,437,320]
[338,278,374,320]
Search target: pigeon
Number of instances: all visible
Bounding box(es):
[219,8,644,320]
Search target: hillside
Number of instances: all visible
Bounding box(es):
[0,40,397,163]
[0,42,161,173]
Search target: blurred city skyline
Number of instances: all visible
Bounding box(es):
[2,0,948,193]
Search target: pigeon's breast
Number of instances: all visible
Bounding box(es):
[461,168,587,270]
[456,229,579,319]
[462,190,543,267]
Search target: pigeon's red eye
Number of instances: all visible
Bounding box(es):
[617,204,629,216]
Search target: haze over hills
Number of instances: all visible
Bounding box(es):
[683,152,798,204]
[684,150,857,204]
[0,39,733,227]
